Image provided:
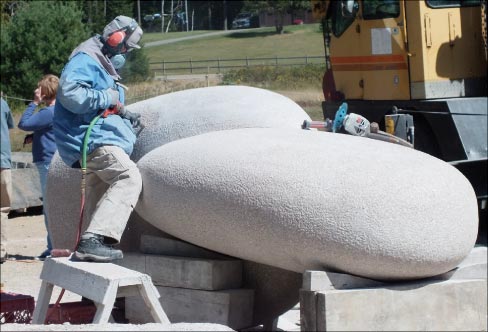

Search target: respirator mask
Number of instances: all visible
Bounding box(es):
[110,54,126,69]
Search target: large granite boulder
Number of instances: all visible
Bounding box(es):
[46,86,311,325]
[135,128,478,280]
[129,85,309,162]
[46,86,311,250]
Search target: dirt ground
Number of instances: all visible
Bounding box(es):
[1,211,81,303]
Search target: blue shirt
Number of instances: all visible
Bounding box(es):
[54,52,136,167]
[1,97,14,169]
[18,102,57,163]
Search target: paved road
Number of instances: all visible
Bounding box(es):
[144,28,264,48]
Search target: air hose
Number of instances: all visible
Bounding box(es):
[44,113,102,324]
[77,113,103,246]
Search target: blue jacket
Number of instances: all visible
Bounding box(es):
[18,103,57,163]
[54,52,136,167]
[1,97,14,168]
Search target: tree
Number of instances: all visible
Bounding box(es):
[0,1,90,98]
[243,0,309,34]
[81,0,134,34]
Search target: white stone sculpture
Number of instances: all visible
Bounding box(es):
[135,127,478,280]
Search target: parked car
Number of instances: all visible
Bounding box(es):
[143,14,155,22]
[232,13,259,29]
[144,13,162,22]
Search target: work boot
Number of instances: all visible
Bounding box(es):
[74,233,123,262]
[36,248,51,261]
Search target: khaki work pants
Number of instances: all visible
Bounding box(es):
[83,146,142,243]
[1,168,12,260]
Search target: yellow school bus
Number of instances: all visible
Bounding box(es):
[312,0,486,99]
[312,0,487,243]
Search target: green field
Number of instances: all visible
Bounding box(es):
[143,24,325,62]
[142,30,214,43]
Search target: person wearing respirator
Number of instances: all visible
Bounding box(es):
[53,16,143,262]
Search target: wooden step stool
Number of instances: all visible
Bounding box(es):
[32,256,170,324]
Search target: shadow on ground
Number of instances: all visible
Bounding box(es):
[227,31,289,39]
[8,206,43,219]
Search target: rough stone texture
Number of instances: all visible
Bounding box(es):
[128,85,311,162]
[46,85,310,252]
[136,128,478,280]
[45,86,310,325]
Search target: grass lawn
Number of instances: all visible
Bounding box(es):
[144,24,324,62]
[142,30,214,43]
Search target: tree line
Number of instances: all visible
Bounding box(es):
[0,0,310,99]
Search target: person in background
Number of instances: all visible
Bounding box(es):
[18,74,59,259]
[54,16,143,262]
[1,95,15,263]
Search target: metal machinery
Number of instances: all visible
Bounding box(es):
[311,0,487,244]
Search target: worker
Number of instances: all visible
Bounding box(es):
[1,95,14,263]
[18,74,59,260]
[53,16,143,262]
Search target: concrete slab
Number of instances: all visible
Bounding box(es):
[126,286,254,330]
[302,278,487,331]
[302,270,385,291]
[302,246,488,293]
[140,235,230,259]
[117,252,242,290]
[1,322,234,331]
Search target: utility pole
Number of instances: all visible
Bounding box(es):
[223,0,227,31]
[208,2,212,30]
[137,0,141,26]
[162,0,165,33]
[185,0,189,32]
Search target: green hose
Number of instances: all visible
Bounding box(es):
[82,114,103,169]
[79,113,103,201]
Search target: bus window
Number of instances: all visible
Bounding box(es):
[330,0,359,37]
[362,0,400,20]
[426,0,480,8]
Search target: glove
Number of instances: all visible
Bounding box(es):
[23,134,33,148]
[119,107,142,128]
[105,88,119,105]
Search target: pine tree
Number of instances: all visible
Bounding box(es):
[0,1,90,98]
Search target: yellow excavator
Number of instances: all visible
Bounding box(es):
[311,0,487,244]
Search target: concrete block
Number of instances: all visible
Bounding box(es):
[126,286,254,330]
[432,245,487,281]
[302,270,385,291]
[299,290,317,332]
[118,252,147,272]
[459,246,487,265]
[308,279,487,331]
[140,235,230,259]
[117,252,242,290]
